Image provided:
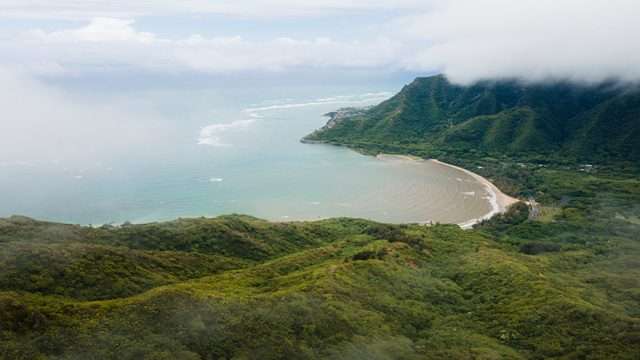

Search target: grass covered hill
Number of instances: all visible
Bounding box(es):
[2,191,640,360]
[304,75,640,163]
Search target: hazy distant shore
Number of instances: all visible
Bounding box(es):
[376,154,520,229]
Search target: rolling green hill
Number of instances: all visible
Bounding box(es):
[304,75,640,162]
[2,183,640,360]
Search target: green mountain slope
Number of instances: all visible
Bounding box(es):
[2,187,640,360]
[304,75,640,162]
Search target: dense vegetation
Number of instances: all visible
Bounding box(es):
[2,76,639,359]
[2,180,640,359]
[304,75,640,164]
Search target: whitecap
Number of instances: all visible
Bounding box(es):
[247,112,264,119]
[241,92,393,114]
[197,119,256,147]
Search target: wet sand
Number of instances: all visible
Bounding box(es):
[377,155,520,229]
[430,159,519,228]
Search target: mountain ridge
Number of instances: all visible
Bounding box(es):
[304,75,640,162]
[1,211,639,359]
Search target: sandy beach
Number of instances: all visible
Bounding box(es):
[376,154,520,229]
[430,159,519,229]
[376,154,425,162]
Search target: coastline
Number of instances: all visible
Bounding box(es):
[376,154,519,229]
[430,159,519,229]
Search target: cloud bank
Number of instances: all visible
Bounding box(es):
[398,0,640,84]
[0,68,172,166]
[0,1,428,20]
[1,1,640,84]
[8,18,399,76]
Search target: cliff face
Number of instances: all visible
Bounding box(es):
[305,75,640,161]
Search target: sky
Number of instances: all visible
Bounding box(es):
[1,0,639,84]
[1,1,639,168]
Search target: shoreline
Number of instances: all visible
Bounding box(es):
[376,154,520,229]
[430,159,520,229]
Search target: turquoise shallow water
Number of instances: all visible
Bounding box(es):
[0,83,492,225]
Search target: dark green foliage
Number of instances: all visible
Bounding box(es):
[85,215,353,260]
[365,224,405,240]
[305,75,640,162]
[351,249,387,261]
[0,242,245,300]
[519,242,561,255]
[1,209,639,359]
[475,202,529,231]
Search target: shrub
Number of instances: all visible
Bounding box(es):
[519,242,561,255]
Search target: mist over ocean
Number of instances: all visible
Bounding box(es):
[0,75,491,225]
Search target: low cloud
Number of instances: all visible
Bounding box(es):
[397,0,640,84]
[2,1,640,84]
[0,1,428,20]
[0,67,172,166]
[32,18,155,43]
[8,18,399,76]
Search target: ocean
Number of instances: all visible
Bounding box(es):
[0,76,493,225]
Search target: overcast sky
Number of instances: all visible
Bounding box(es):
[1,0,639,84]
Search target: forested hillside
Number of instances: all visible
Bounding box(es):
[304,75,640,162]
[2,190,640,360]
